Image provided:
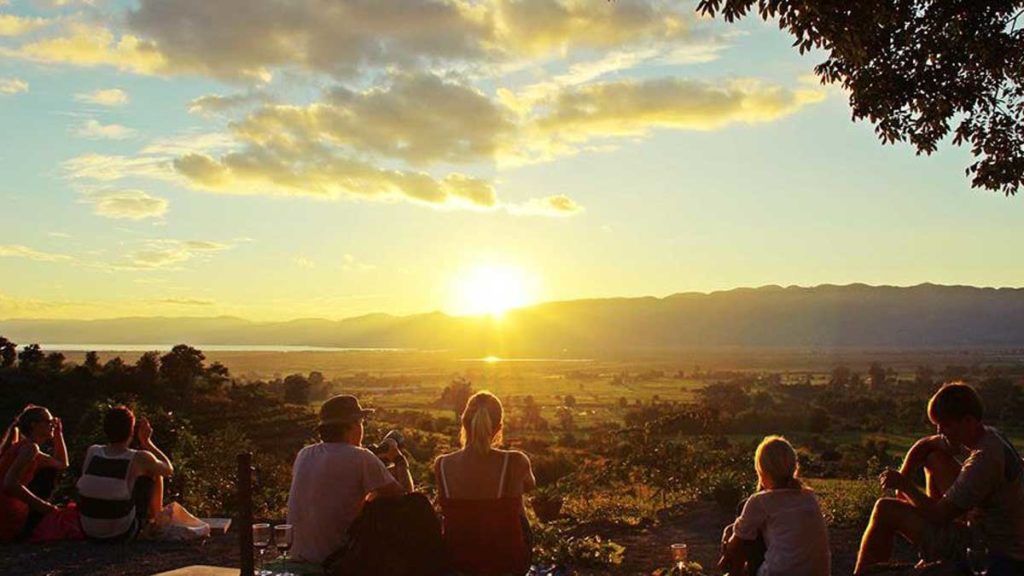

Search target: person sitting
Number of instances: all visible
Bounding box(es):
[720,435,831,576]
[855,382,1024,575]
[77,406,174,540]
[0,405,69,542]
[434,391,536,576]
[288,394,413,565]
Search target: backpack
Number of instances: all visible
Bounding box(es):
[323,492,446,576]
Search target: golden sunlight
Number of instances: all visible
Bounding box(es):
[451,264,536,317]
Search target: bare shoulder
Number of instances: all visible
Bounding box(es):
[17,441,40,458]
[499,449,532,469]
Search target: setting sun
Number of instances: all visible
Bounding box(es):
[451,265,537,317]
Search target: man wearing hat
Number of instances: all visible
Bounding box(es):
[287,395,413,564]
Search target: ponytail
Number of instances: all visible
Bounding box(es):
[460,391,504,455]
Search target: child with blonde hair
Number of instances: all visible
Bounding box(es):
[720,436,831,576]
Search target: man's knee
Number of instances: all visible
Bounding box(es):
[870,497,905,524]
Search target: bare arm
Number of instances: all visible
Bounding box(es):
[36,418,68,471]
[899,435,949,476]
[3,444,57,514]
[520,452,536,494]
[136,418,173,476]
[881,469,964,524]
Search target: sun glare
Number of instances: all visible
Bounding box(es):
[453,264,536,317]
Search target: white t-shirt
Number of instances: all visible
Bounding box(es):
[286,443,394,564]
[733,488,831,576]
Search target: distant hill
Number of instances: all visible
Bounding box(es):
[3,284,1024,353]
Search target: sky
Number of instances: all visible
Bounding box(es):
[0,0,1020,322]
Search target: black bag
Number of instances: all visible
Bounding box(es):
[323,492,447,576]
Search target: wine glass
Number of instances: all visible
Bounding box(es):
[275,524,295,576]
[252,523,272,576]
[670,542,688,574]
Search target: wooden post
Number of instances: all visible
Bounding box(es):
[238,452,255,576]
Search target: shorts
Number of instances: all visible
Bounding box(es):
[918,521,973,562]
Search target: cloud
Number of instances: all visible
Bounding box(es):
[0,77,28,94]
[63,152,173,182]
[0,14,49,36]
[294,256,315,269]
[508,194,583,216]
[187,91,272,116]
[173,149,501,209]
[82,189,169,220]
[505,77,826,162]
[75,88,129,106]
[79,0,701,81]
[234,74,514,166]
[154,297,214,306]
[3,23,166,74]
[73,118,137,139]
[0,244,71,262]
[122,239,231,270]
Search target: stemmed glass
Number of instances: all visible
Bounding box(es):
[275,524,295,576]
[670,542,688,575]
[252,523,272,576]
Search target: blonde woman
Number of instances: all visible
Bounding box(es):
[434,391,536,576]
[720,436,831,576]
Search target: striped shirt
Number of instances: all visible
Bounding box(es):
[77,445,139,539]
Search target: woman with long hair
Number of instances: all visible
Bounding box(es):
[0,405,68,542]
[434,391,536,576]
[720,435,831,576]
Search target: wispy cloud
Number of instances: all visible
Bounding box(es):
[75,88,129,106]
[81,189,169,220]
[0,14,49,37]
[0,244,71,262]
[0,77,28,95]
[73,118,137,140]
[120,239,232,270]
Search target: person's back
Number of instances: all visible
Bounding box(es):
[733,488,830,576]
[289,443,396,563]
[0,438,37,541]
[946,425,1024,561]
[77,444,139,538]
[434,391,535,576]
[77,407,173,541]
[722,436,830,576]
[288,395,411,565]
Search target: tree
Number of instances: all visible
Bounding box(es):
[698,0,1024,196]
[134,351,160,388]
[283,374,312,405]
[44,352,66,373]
[17,344,44,370]
[829,366,851,390]
[159,344,206,402]
[0,337,16,368]
[437,376,474,419]
[84,351,101,373]
[868,362,888,391]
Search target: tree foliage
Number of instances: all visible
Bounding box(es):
[698,0,1024,195]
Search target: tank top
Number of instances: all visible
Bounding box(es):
[438,452,530,576]
[0,440,40,542]
[77,445,138,539]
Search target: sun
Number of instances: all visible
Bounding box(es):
[453,264,536,318]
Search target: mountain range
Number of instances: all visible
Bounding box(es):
[3,284,1024,353]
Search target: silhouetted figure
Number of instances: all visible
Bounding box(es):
[434,391,536,576]
[855,383,1024,576]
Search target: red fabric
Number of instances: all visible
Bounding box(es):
[0,440,38,542]
[29,503,84,543]
[439,496,529,576]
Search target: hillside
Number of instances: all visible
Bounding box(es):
[3,284,1024,353]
